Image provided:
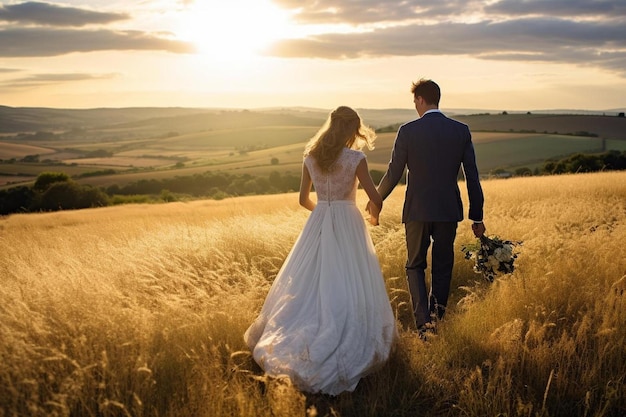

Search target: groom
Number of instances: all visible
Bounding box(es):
[371,79,486,338]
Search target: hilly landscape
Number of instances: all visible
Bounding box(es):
[1,105,625,197]
[1,105,625,416]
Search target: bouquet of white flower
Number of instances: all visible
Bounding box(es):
[461,235,522,282]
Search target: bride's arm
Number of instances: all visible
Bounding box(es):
[356,158,382,224]
[299,163,315,211]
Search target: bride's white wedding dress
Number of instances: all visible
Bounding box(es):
[244,148,397,395]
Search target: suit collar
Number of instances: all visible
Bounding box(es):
[420,109,444,118]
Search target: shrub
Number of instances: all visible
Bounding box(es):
[33,172,70,192]
[37,181,109,211]
[110,194,154,205]
[0,186,34,215]
[160,189,178,202]
[515,167,533,176]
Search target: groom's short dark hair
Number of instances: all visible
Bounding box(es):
[411,79,440,106]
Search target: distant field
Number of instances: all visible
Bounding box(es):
[606,139,626,151]
[458,112,626,140]
[0,163,115,176]
[472,133,603,171]
[77,142,307,188]
[0,175,33,186]
[164,126,318,149]
[0,142,56,159]
[0,109,624,190]
[62,156,175,168]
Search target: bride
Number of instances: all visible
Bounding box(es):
[244,106,397,396]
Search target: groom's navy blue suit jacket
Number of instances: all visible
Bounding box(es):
[378,111,484,223]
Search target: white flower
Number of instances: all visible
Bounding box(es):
[494,246,512,262]
[461,235,522,282]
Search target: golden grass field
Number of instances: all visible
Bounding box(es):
[1,171,625,416]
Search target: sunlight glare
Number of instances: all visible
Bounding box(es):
[177,0,294,62]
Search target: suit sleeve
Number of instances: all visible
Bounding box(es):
[462,131,484,222]
[377,128,408,200]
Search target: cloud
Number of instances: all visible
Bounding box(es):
[268,17,626,56]
[1,72,119,89]
[2,0,624,78]
[0,68,22,73]
[0,2,194,57]
[265,0,626,76]
[273,0,626,24]
[486,0,626,17]
[0,1,129,27]
[0,28,196,56]
[271,0,483,24]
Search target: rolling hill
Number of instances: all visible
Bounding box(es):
[1,105,625,189]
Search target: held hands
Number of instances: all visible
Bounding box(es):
[365,200,381,226]
[472,222,486,238]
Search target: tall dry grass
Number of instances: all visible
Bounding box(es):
[1,172,625,416]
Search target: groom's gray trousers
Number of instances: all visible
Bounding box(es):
[405,221,458,328]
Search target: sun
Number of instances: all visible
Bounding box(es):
[176,0,294,62]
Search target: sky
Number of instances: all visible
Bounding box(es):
[0,0,625,111]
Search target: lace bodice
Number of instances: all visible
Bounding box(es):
[304,148,365,202]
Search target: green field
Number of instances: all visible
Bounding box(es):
[606,139,626,151]
[472,133,604,171]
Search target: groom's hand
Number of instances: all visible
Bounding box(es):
[472,222,486,238]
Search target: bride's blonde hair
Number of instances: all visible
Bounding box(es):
[304,106,376,172]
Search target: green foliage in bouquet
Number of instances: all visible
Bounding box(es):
[461,235,522,282]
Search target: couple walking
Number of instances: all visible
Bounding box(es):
[244,79,486,395]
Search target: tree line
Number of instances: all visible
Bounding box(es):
[0,170,301,215]
[541,150,626,174]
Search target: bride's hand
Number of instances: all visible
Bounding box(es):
[366,201,380,226]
